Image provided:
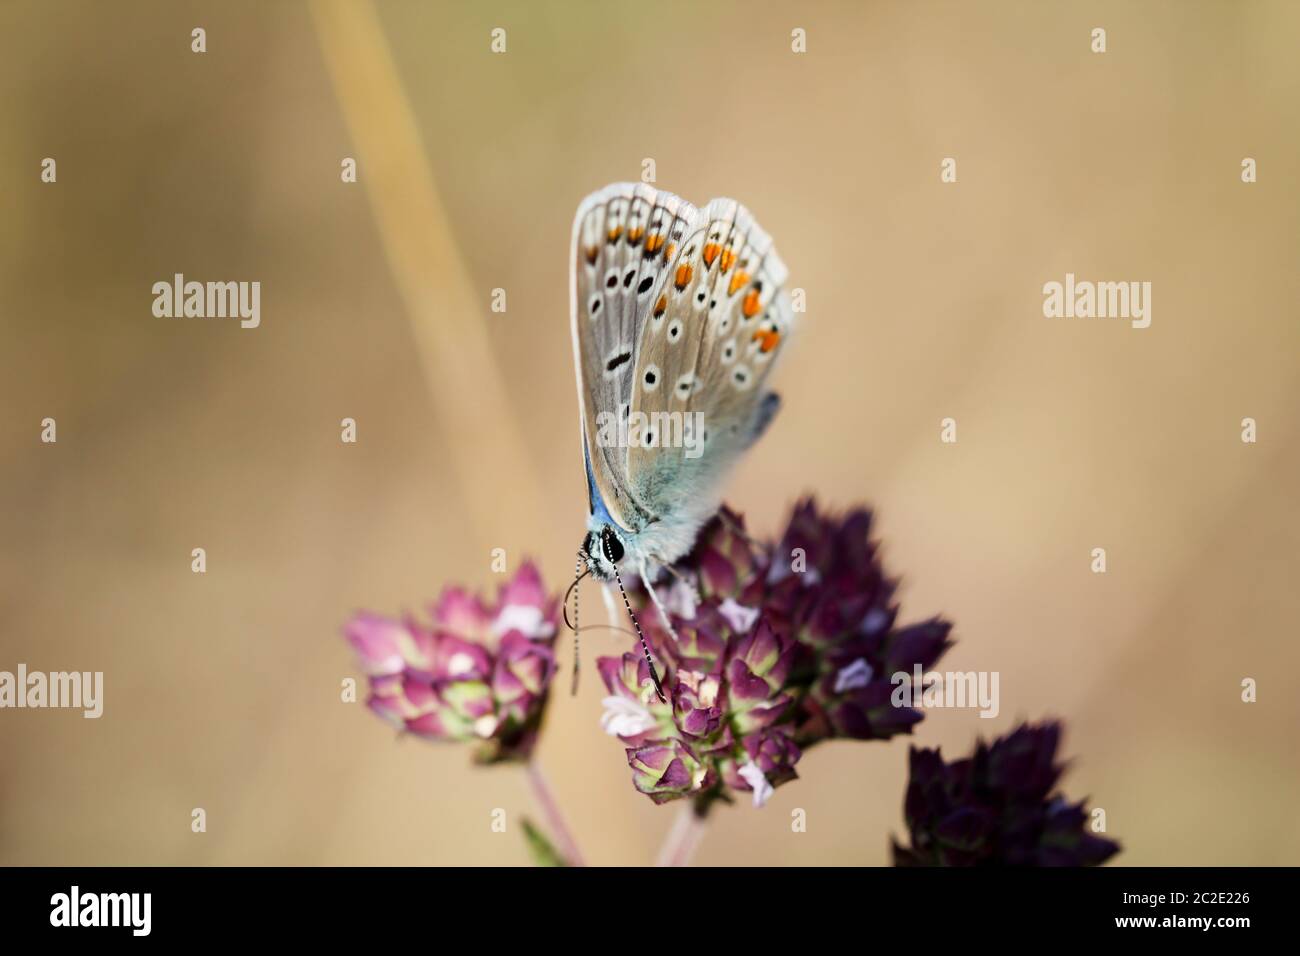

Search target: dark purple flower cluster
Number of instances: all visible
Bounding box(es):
[892,721,1121,866]
[599,500,953,809]
[341,502,1121,866]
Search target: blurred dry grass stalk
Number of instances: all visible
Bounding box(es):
[309,0,549,543]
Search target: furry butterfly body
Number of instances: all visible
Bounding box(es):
[570,183,795,586]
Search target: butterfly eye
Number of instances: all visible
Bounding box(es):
[602,530,624,564]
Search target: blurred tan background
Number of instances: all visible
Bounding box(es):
[1,0,1297,865]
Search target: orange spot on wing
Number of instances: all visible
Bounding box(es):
[719,248,736,272]
[585,245,599,265]
[663,243,676,264]
[644,234,665,254]
[742,289,762,319]
[674,264,693,290]
[702,243,720,267]
[728,270,750,296]
[654,294,667,317]
[752,328,780,352]
[627,227,644,244]
[607,226,623,242]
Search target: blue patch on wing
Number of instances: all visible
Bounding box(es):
[583,435,621,531]
[744,391,782,449]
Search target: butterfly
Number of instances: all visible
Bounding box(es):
[566,183,796,699]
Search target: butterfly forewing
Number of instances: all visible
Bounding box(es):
[571,183,699,530]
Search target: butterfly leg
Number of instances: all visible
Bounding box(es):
[657,561,701,619]
[600,583,620,628]
[640,557,685,648]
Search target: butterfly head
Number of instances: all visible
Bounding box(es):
[581,525,626,582]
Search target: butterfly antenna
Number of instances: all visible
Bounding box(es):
[605,547,667,705]
[563,558,591,696]
[641,570,687,653]
[570,556,582,695]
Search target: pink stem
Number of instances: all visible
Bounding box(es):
[525,760,587,867]
[655,803,708,867]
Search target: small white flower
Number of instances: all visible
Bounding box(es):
[833,657,874,693]
[493,604,553,639]
[472,715,499,738]
[860,607,890,636]
[600,696,658,737]
[447,651,477,676]
[665,577,699,620]
[737,760,774,808]
[767,563,821,587]
[719,598,760,633]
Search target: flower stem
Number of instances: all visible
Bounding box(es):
[525,759,587,867]
[655,803,708,867]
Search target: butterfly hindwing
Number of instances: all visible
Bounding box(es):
[625,195,795,538]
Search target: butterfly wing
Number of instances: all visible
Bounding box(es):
[625,196,795,555]
[570,183,700,532]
